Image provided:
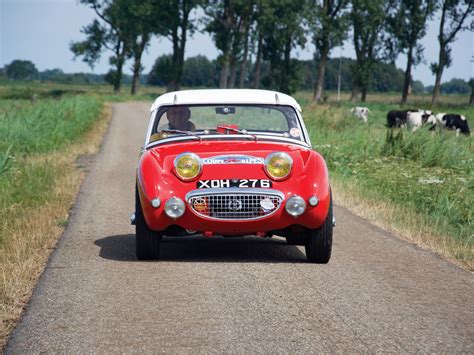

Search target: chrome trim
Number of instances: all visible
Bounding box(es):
[186,188,285,221]
[186,188,285,200]
[145,135,311,150]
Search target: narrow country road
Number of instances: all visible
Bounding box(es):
[7,102,473,353]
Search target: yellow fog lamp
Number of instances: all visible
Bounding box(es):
[174,153,202,181]
[264,152,293,180]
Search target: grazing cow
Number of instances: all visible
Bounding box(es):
[350,106,369,122]
[407,111,436,132]
[435,113,470,136]
[387,109,431,128]
[387,110,414,127]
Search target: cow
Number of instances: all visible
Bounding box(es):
[435,113,470,136]
[407,111,436,132]
[387,109,431,128]
[387,109,416,128]
[350,106,369,123]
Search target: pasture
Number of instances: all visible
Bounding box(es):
[298,92,473,268]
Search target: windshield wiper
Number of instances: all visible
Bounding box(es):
[160,129,202,141]
[216,125,258,142]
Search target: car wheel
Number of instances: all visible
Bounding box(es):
[135,186,161,260]
[305,192,333,263]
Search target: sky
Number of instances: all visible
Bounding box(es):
[1,0,473,86]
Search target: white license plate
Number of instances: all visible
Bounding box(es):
[197,179,272,189]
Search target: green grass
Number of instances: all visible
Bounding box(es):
[0,95,104,245]
[299,95,473,264]
[0,96,103,155]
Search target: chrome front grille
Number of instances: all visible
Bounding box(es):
[186,188,284,220]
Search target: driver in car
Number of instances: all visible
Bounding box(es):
[164,106,196,131]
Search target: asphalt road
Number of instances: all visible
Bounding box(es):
[7,102,473,353]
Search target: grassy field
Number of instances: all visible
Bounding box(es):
[0,79,162,102]
[296,92,473,268]
[0,90,111,347]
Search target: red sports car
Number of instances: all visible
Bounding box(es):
[134,89,334,263]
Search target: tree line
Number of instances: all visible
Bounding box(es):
[3,57,473,98]
[68,0,472,105]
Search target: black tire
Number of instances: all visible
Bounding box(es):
[305,193,333,263]
[286,235,307,245]
[135,186,161,260]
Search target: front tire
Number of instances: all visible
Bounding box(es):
[135,186,161,260]
[305,194,333,263]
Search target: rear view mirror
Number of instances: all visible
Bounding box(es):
[215,106,236,115]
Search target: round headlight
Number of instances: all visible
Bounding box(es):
[285,195,306,217]
[265,152,293,180]
[174,153,202,181]
[165,197,185,219]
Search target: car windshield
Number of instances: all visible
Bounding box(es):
[150,104,304,142]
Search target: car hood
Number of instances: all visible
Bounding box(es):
[147,139,316,171]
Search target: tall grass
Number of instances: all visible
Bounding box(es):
[302,101,473,266]
[0,96,102,154]
[0,96,103,245]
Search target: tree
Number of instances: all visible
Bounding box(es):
[249,0,270,89]
[160,0,201,91]
[182,55,216,87]
[350,0,390,102]
[388,0,436,104]
[441,78,470,94]
[71,0,133,93]
[204,0,241,88]
[5,60,38,80]
[261,0,307,94]
[308,0,349,102]
[431,0,473,105]
[147,54,174,86]
[127,0,160,95]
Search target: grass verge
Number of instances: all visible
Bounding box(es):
[0,97,111,348]
[299,97,473,270]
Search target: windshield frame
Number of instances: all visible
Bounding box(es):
[146,103,310,147]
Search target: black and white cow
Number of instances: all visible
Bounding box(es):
[407,110,436,132]
[435,113,470,136]
[387,109,424,128]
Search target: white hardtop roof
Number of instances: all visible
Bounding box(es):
[150,89,302,112]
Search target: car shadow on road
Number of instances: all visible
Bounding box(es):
[94,234,307,263]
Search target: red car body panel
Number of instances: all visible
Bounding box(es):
[137,139,330,235]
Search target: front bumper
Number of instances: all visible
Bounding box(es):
[139,186,330,235]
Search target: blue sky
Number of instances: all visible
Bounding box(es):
[1,0,472,86]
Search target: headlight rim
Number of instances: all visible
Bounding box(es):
[173,152,202,181]
[285,195,306,217]
[264,152,293,181]
[164,196,186,219]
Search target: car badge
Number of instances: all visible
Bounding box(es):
[193,198,207,212]
[229,199,242,211]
